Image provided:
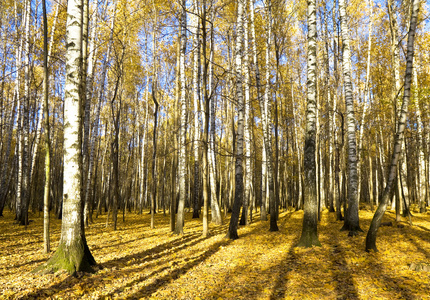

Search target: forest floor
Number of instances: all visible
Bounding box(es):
[1,206,430,300]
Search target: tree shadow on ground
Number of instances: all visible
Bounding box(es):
[268,212,300,300]
[363,252,418,299]
[123,238,234,299]
[11,258,47,269]
[328,238,360,300]
[22,224,229,299]
[405,231,430,260]
[116,224,260,299]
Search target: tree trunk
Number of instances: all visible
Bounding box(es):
[240,11,251,226]
[208,8,222,225]
[151,85,159,229]
[413,66,426,213]
[191,3,201,219]
[227,0,245,240]
[357,0,373,207]
[36,0,96,273]
[84,0,117,225]
[175,0,187,235]
[297,0,321,247]
[339,0,362,235]
[365,0,419,252]
[42,0,51,253]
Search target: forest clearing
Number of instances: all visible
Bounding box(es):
[1,208,430,299]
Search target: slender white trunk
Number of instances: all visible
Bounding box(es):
[175,1,187,235]
[413,66,426,212]
[357,0,372,205]
[208,8,222,224]
[227,0,245,239]
[191,3,201,219]
[339,0,361,233]
[84,0,117,224]
[298,0,320,247]
[291,81,302,210]
[249,0,266,219]
[242,12,251,225]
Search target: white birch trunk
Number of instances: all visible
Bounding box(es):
[84,0,117,224]
[366,0,419,252]
[339,0,361,233]
[413,66,426,212]
[357,0,373,206]
[297,0,320,247]
[175,0,187,235]
[241,12,251,226]
[191,3,201,219]
[208,8,222,225]
[227,0,245,239]
[37,0,96,274]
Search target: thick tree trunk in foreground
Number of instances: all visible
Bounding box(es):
[36,0,96,273]
[297,0,321,247]
[365,0,419,252]
[339,0,362,235]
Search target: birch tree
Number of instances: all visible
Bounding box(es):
[175,0,188,235]
[191,1,201,219]
[339,0,362,235]
[297,0,321,247]
[42,0,51,254]
[365,0,419,252]
[227,0,245,240]
[36,0,96,273]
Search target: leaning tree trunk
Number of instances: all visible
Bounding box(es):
[339,0,362,235]
[297,0,321,247]
[36,0,96,273]
[365,0,419,252]
[227,0,245,240]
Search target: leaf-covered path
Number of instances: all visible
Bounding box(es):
[1,208,429,299]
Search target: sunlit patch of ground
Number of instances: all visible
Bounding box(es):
[0,206,429,299]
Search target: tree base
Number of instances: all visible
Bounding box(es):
[297,232,321,248]
[33,239,96,275]
[225,231,239,240]
[269,219,279,232]
[365,235,378,252]
[340,224,363,236]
